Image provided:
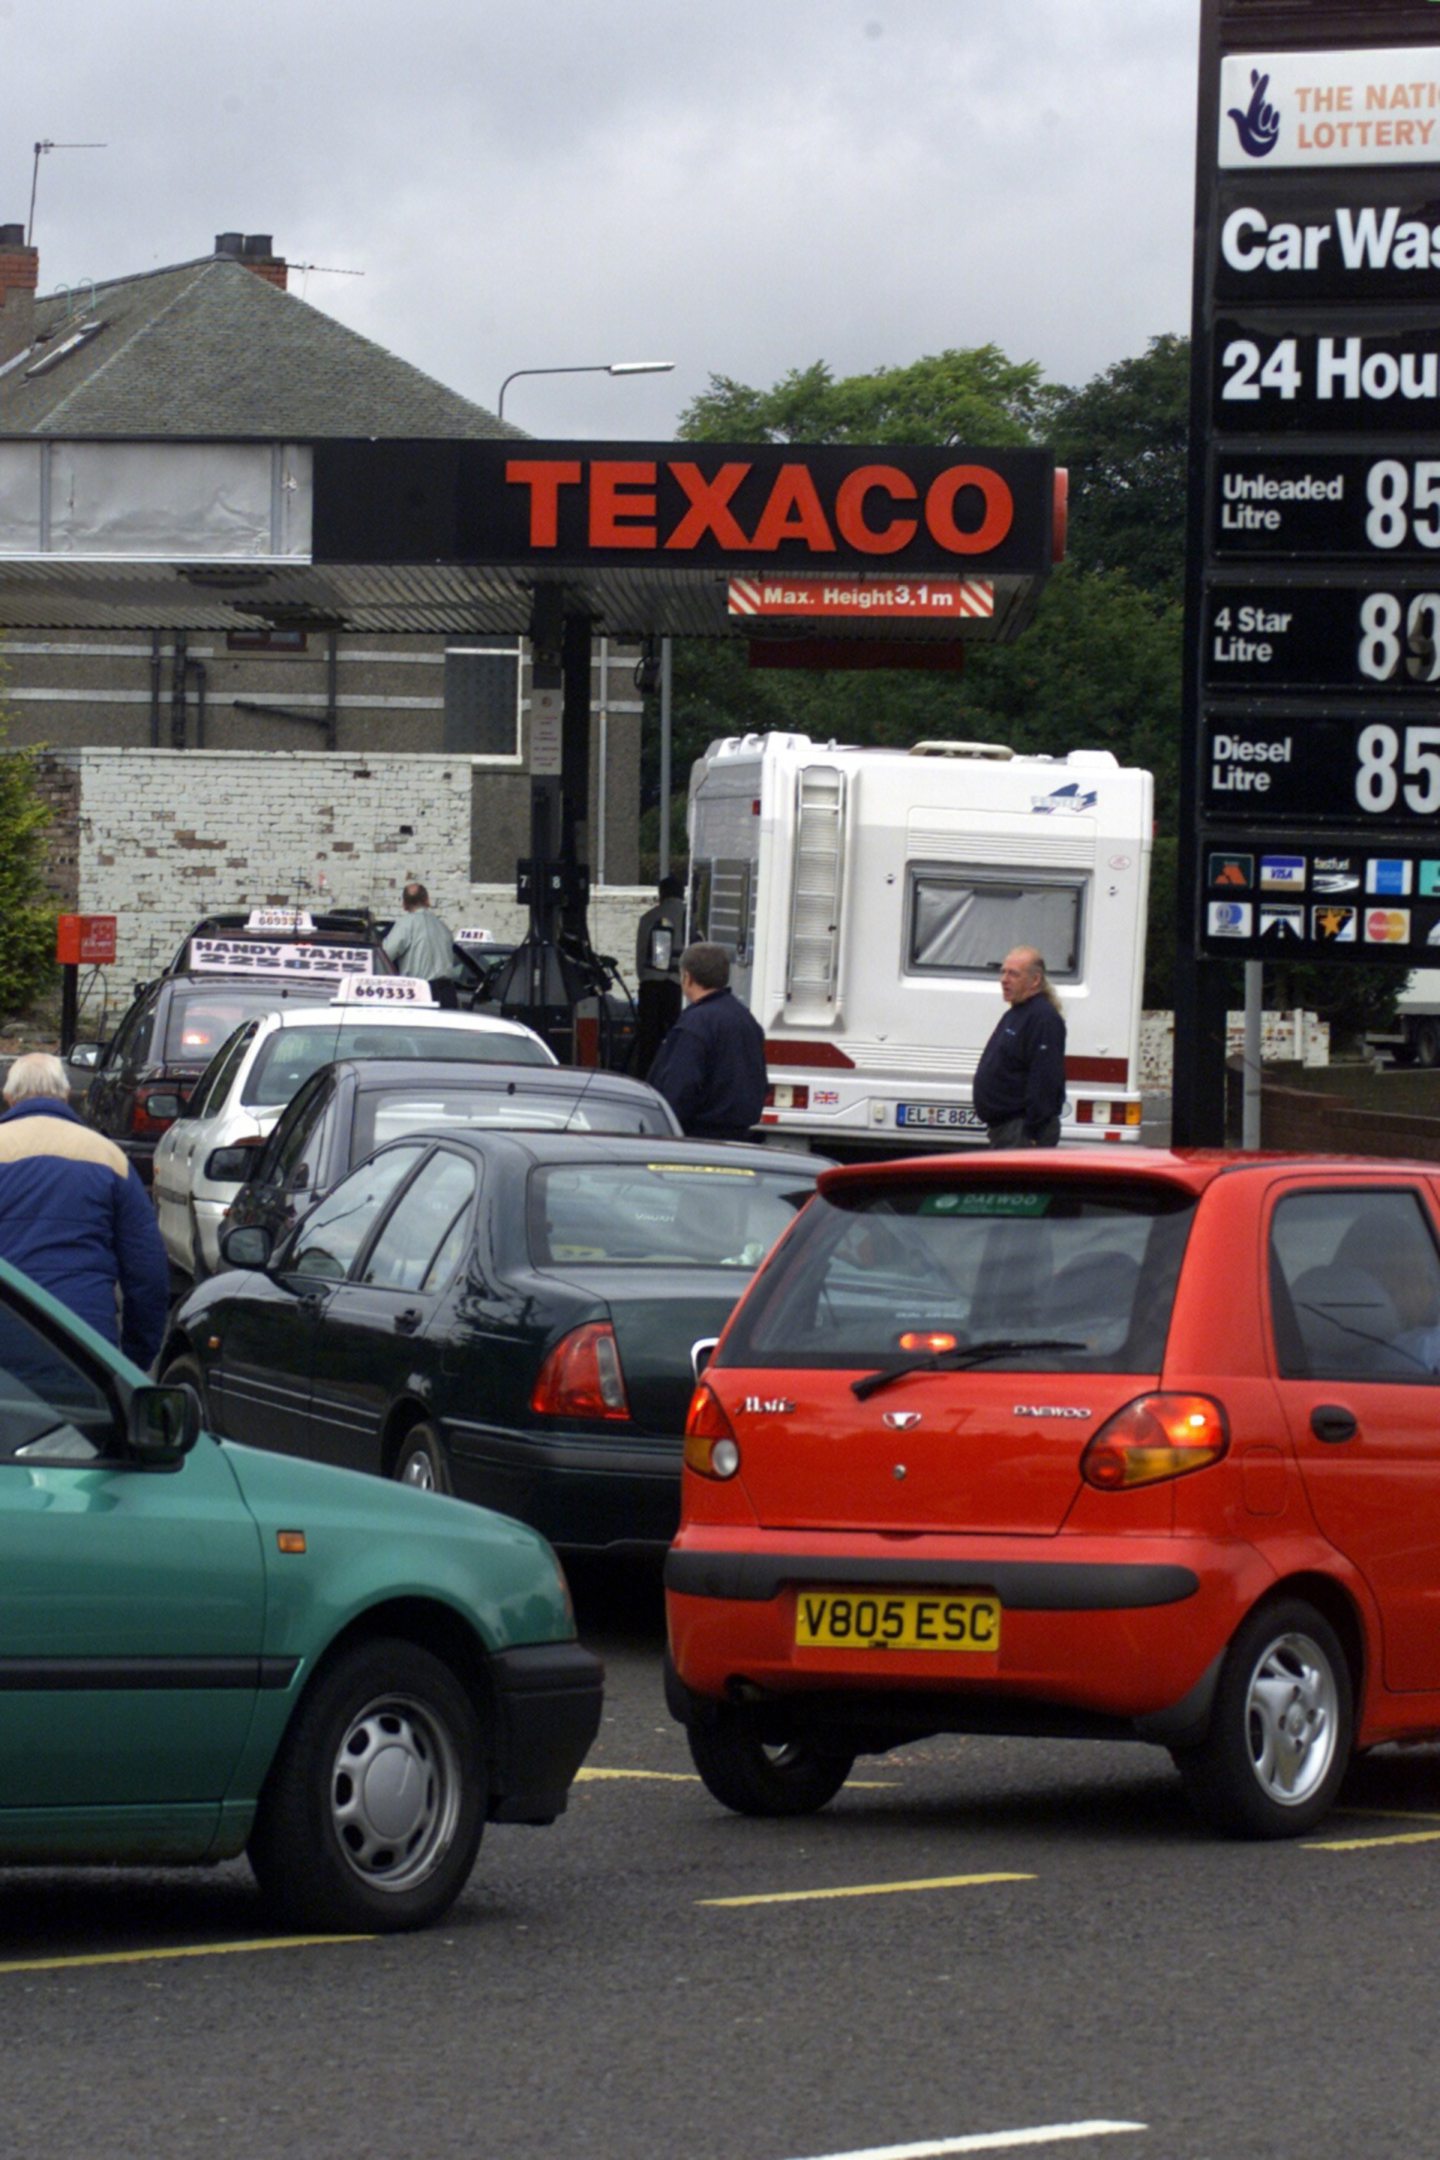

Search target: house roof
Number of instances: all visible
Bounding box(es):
[0,251,521,441]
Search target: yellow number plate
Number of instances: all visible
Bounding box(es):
[795,1589,1000,1653]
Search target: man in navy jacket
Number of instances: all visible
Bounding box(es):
[0,1053,170,1368]
[972,947,1067,1147]
[647,943,767,1142]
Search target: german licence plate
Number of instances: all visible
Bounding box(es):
[795,1589,1000,1653]
[896,1103,985,1130]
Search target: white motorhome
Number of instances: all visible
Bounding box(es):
[686,732,1153,1152]
[1367,971,1440,1068]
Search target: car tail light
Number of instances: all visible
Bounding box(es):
[1081,1394,1229,1490]
[684,1384,741,1479]
[530,1322,630,1421]
[131,1084,186,1136]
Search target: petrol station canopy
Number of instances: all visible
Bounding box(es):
[0,435,1061,649]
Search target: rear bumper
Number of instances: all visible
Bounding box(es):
[485,1641,604,1823]
[665,1527,1267,1740]
[454,1425,682,1554]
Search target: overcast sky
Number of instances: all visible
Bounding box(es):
[8,0,1201,439]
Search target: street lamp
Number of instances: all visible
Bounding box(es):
[496,359,674,423]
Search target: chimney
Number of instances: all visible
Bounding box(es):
[0,222,38,310]
[215,230,287,292]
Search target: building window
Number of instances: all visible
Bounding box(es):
[445,646,522,757]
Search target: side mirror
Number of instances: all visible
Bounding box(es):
[128,1382,200,1467]
[207,1142,264,1182]
[144,1092,184,1122]
[219,1222,274,1269]
[691,1336,719,1381]
[67,1043,103,1070]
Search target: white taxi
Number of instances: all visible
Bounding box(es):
[152,976,553,1277]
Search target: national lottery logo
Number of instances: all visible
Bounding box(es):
[1228,68,1281,161]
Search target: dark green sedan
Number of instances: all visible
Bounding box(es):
[165,1132,823,1555]
[0,1255,600,1932]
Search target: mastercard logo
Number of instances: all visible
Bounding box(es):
[1365,910,1411,944]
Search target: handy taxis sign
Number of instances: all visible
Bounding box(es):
[1220,47,1440,169]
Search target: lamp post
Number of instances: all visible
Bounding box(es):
[495,359,674,423]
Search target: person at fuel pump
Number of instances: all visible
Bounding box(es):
[972,946,1067,1147]
[647,943,767,1142]
[0,1052,170,1368]
[634,874,685,1076]
[383,881,462,1008]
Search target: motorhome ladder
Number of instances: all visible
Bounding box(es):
[786,764,846,1011]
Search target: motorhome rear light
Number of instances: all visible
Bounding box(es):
[530,1323,630,1421]
[1081,1395,1229,1490]
[765,1083,810,1111]
[898,1331,958,1354]
[684,1384,741,1478]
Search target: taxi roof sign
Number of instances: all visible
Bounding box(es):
[190,937,375,980]
[245,907,315,933]
[331,973,437,1006]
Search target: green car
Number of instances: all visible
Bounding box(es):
[0,1256,601,1932]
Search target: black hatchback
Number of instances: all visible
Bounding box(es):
[223,1057,684,1255]
[77,974,335,1182]
[163,1132,822,1556]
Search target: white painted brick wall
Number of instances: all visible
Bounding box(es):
[71,747,650,1021]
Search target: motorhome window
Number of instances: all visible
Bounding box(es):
[692,858,752,958]
[907,873,1083,980]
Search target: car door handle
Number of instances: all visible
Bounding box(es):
[1311,1404,1358,1444]
[393,1307,423,1335]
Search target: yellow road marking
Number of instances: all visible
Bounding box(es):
[1335,1806,1440,1824]
[700,1872,1033,1908]
[1306,1828,1440,1851]
[576,1767,699,1782]
[575,1767,897,1788]
[0,1935,369,1976]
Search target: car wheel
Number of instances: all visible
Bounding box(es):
[1172,1599,1352,1839]
[158,1352,211,1427]
[393,1421,452,1495]
[685,1707,855,1816]
[248,1637,484,1932]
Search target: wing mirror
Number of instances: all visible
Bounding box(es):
[128,1382,201,1468]
[691,1336,719,1381]
[67,1043,104,1070]
[219,1223,274,1269]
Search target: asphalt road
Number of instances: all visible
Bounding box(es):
[4,1568,1440,2160]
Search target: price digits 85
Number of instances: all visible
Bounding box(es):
[1356,723,1440,813]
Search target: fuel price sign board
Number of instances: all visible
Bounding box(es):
[1187,2,1440,965]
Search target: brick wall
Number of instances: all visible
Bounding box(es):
[61,747,648,1022]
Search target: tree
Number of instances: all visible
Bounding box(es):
[0,650,57,1019]
[1046,334,1191,605]
[680,349,1048,450]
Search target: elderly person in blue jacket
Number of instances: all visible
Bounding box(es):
[0,1052,170,1369]
[646,943,767,1142]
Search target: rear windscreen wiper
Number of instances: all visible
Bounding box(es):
[851,1339,1086,1401]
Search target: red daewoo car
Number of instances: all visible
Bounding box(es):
[665,1149,1440,1838]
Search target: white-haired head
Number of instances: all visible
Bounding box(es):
[4,1053,72,1105]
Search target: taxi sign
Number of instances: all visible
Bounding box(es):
[245,907,316,933]
[332,973,436,1006]
[455,926,495,945]
[190,937,375,979]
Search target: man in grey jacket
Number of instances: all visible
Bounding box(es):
[382,882,462,1007]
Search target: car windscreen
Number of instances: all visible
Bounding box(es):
[356,1083,673,1156]
[718,1178,1198,1373]
[162,984,329,1064]
[241,1023,549,1108]
[529,1160,817,1270]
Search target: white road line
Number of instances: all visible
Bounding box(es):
[780,2124,1146,2159]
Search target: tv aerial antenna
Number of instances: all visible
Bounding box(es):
[28,140,108,245]
[294,261,365,301]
